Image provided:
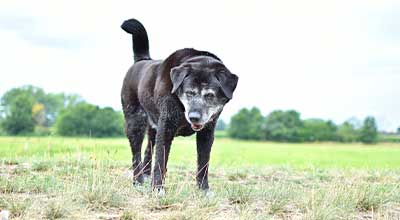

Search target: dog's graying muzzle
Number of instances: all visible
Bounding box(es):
[188,111,201,124]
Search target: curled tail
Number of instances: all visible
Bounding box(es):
[121,18,151,62]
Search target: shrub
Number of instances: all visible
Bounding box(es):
[228,107,264,140]
[263,110,303,142]
[336,122,359,142]
[359,116,378,144]
[1,94,35,135]
[215,119,226,131]
[300,119,337,142]
[55,103,124,137]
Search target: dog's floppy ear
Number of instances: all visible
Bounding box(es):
[216,70,238,99]
[170,66,188,94]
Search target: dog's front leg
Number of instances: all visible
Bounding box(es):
[152,98,181,191]
[196,122,216,190]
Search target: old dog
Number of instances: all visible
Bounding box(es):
[120,18,238,192]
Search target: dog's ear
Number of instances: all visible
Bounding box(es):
[216,70,238,99]
[170,66,188,94]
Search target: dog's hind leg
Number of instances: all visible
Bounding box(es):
[143,127,156,176]
[123,103,148,185]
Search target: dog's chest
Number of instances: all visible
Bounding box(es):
[144,110,194,136]
[175,123,196,137]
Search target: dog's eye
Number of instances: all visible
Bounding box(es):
[204,93,215,100]
[185,91,196,97]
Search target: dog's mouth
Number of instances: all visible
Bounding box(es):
[191,123,204,131]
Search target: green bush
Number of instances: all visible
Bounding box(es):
[228,108,381,143]
[228,107,264,140]
[0,115,6,136]
[337,122,359,142]
[216,119,226,131]
[1,93,35,135]
[359,116,378,144]
[33,126,52,136]
[55,103,124,137]
[0,85,83,135]
[299,119,337,142]
[263,110,303,142]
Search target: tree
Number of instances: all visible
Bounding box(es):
[397,127,400,134]
[216,119,226,131]
[359,116,378,144]
[1,93,35,135]
[55,103,124,137]
[300,119,337,142]
[337,121,359,142]
[0,104,5,135]
[1,86,40,116]
[263,110,303,142]
[61,93,84,108]
[91,107,124,137]
[228,107,264,140]
[55,103,96,136]
[1,85,84,135]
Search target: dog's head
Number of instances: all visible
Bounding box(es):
[170,56,238,131]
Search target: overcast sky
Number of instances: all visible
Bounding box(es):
[0,0,399,131]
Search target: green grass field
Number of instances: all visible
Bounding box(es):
[1,136,400,219]
[1,136,400,169]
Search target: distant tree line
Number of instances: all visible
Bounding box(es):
[0,85,395,143]
[0,85,124,137]
[228,107,379,144]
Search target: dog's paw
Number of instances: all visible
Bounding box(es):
[143,173,151,181]
[157,188,166,197]
[204,189,214,198]
[153,187,165,197]
[132,178,144,187]
[132,174,144,186]
[132,181,142,187]
[0,210,9,220]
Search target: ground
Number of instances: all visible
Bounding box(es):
[0,136,400,219]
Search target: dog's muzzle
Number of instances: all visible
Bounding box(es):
[191,123,204,131]
[188,111,204,131]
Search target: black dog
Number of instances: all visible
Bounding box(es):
[120,18,238,192]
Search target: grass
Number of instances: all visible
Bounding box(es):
[44,201,67,220]
[1,136,400,169]
[0,136,399,219]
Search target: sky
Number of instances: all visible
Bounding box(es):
[0,0,399,131]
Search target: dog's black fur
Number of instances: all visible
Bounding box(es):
[120,18,238,191]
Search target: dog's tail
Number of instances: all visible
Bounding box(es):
[121,18,151,62]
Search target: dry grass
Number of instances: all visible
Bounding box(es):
[1,136,400,219]
[1,158,399,220]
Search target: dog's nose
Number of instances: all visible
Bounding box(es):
[188,112,201,123]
